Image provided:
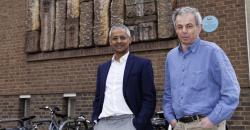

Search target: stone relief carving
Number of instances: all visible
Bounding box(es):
[40,0,55,52]
[93,0,110,46]
[25,0,176,53]
[54,0,66,50]
[79,0,93,47]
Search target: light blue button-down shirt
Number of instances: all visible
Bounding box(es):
[163,38,240,125]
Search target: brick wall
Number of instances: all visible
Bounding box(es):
[0,0,249,130]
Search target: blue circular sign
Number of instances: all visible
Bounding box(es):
[202,16,219,33]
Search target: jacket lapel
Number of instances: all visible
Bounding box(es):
[101,60,111,94]
[123,54,134,91]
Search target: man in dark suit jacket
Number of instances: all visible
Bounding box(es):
[92,24,156,130]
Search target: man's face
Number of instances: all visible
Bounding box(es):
[110,28,131,55]
[175,13,201,45]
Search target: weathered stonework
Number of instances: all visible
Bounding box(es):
[157,0,175,39]
[93,0,110,46]
[67,0,80,18]
[1,1,248,130]
[110,0,125,26]
[66,18,79,49]
[26,0,40,31]
[40,0,55,52]
[125,0,158,42]
[25,31,40,53]
[79,1,94,47]
[138,22,156,41]
[126,5,137,18]
[54,0,67,50]
[65,0,80,49]
[143,2,156,16]
[128,25,139,42]
[25,0,176,52]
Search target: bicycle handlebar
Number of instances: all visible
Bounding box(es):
[76,112,91,124]
[40,106,67,118]
[21,116,36,122]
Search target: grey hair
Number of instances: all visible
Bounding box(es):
[172,6,202,27]
[109,24,131,38]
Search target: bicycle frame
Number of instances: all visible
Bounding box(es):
[40,106,66,130]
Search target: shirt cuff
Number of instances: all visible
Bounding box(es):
[207,114,222,125]
[165,114,176,123]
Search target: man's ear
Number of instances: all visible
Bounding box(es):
[197,24,202,33]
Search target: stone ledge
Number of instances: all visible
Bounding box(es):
[27,39,178,61]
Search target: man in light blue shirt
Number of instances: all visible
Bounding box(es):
[163,6,240,130]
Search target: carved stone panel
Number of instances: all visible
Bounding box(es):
[94,0,110,46]
[126,5,136,18]
[26,0,40,31]
[79,1,94,47]
[25,0,176,58]
[54,0,67,50]
[110,0,125,26]
[126,2,156,17]
[126,4,145,17]
[125,0,154,5]
[67,0,80,18]
[26,31,40,53]
[128,25,139,42]
[125,0,157,42]
[138,22,156,41]
[66,18,79,49]
[80,0,91,2]
[40,0,55,52]
[157,0,175,39]
[125,0,135,5]
[143,2,156,16]
[65,0,80,49]
[136,3,144,17]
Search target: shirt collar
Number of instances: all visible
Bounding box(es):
[112,51,129,63]
[178,38,201,53]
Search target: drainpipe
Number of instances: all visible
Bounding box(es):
[245,0,250,85]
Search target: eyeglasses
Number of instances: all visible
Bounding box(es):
[111,35,128,41]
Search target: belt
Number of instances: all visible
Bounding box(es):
[178,115,205,123]
[100,114,134,120]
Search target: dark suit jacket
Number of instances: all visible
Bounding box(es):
[92,54,156,130]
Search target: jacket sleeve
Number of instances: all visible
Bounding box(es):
[91,65,101,122]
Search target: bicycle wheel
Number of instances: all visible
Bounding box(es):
[49,123,59,130]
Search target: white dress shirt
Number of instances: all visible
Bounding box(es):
[98,52,133,119]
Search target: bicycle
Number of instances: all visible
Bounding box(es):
[59,112,93,130]
[0,116,36,130]
[31,119,52,130]
[40,106,67,130]
[151,111,171,130]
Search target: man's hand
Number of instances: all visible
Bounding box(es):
[169,119,177,128]
[200,117,214,128]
